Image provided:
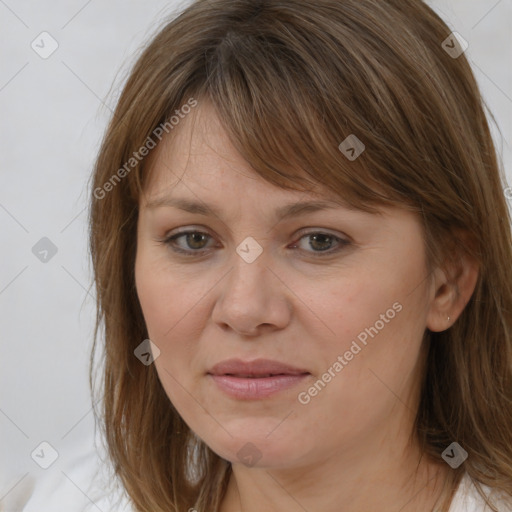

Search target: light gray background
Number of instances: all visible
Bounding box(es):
[1,0,511,510]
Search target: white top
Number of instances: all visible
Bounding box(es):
[448,474,511,511]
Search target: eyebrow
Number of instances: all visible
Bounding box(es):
[144,196,351,221]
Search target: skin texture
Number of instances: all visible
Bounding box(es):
[135,102,478,512]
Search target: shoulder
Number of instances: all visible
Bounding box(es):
[448,474,512,512]
[18,446,136,512]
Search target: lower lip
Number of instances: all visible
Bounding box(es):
[209,373,310,400]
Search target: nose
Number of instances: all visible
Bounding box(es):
[211,251,292,337]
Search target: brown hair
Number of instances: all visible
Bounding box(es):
[88,0,512,510]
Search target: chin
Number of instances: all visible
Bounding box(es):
[196,420,309,469]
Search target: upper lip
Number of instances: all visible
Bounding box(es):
[208,358,310,377]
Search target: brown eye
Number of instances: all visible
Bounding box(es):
[291,232,350,256]
[163,231,215,255]
[308,233,335,251]
[182,232,210,250]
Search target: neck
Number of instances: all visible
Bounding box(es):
[219,426,450,512]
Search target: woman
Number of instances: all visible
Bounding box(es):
[88,0,512,510]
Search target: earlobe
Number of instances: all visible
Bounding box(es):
[426,252,479,333]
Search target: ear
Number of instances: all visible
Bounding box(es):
[426,245,479,333]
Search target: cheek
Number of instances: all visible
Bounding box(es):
[135,249,203,341]
[311,271,400,354]
[134,251,212,384]
[307,257,427,386]
[135,255,205,416]
[134,260,170,341]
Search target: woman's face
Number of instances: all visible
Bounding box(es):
[135,103,437,469]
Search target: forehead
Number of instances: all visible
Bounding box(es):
[141,101,346,208]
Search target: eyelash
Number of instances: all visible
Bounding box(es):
[158,229,351,258]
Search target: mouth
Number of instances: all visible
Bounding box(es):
[207,358,311,400]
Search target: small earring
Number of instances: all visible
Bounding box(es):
[447,315,451,324]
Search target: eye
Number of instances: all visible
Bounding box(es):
[161,230,216,256]
[289,231,350,256]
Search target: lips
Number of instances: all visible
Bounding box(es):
[208,358,309,377]
[207,358,310,400]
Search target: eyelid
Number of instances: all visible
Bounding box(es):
[165,225,350,242]
[293,227,351,243]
